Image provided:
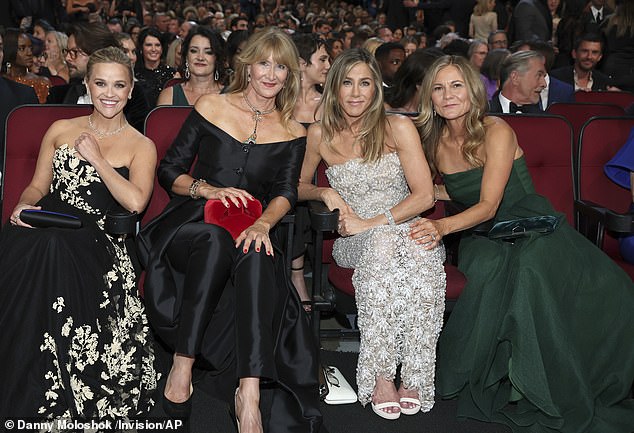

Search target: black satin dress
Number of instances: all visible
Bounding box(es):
[137,110,322,433]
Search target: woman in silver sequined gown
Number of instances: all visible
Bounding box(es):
[299,49,446,419]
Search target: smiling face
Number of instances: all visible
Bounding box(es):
[431,65,471,121]
[86,62,133,118]
[304,45,331,85]
[573,40,602,72]
[141,35,162,67]
[247,54,289,99]
[66,35,89,79]
[186,35,216,78]
[338,62,376,121]
[513,57,546,104]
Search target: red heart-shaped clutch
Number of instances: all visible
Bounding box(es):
[204,198,263,239]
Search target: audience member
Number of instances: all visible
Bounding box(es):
[512,0,552,42]
[44,30,70,83]
[489,50,546,113]
[385,48,441,114]
[580,0,613,35]
[0,45,159,421]
[468,39,488,71]
[138,28,321,432]
[299,47,446,420]
[550,33,615,91]
[488,29,509,49]
[480,47,511,100]
[2,28,51,103]
[47,22,150,133]
[179,20,198,39]
[134,27,175,106]
[375,41,406,87]
[401,35,419,56]
[66,0,98,22]
[413,53,634,433]
[376,25,394,42]
[469,0,497,42]
[601,0,634,92]
[157,26,226,106]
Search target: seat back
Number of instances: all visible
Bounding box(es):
[577,116,634,259]
[495,114,575,224]
[142,106,193,225]
[546,102,624,148]
[574,90,634,109]
[2,104,93,222]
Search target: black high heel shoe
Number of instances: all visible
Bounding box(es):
[163,384,194,419]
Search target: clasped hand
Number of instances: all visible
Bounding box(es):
[409,218,443,250]
[199,185,273,256]
[321,188,367,237]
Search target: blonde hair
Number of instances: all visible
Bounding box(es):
[473,0,490,16]
[415,55,487,175]
[87,46,134,83]
[226,27,300,130]
[361,37,383,56]
[319,48,386,163]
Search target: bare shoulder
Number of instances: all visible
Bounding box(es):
[288,118,307,139]
[306,121,323,142]
[128,128,157,156]
[484,115,515,139]
[386,113,416,129]
[195,93,229,116]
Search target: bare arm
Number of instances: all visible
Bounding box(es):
[156,86,174,106]
[410,118,519,246]
[75,131,157,213]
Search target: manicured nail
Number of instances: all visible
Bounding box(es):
[243,248,248,253]
[256,247,260,252]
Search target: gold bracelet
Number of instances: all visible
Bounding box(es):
[189,178,205,199]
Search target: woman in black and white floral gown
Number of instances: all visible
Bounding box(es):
[0,47,159,420]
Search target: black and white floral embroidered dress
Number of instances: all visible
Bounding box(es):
[0,144,159,420]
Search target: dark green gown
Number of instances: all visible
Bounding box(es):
[437,156,634,433]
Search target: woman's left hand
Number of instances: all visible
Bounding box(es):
[409,218,444,250]
[74,132,104,165]
[235,220,274,256]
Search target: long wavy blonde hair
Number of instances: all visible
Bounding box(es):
[319,48,386,163]
[415,55,488,176]
[226,27,300,130]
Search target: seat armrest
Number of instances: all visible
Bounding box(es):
[606,209,634,234]
[308,200,339,232]
[574,199,609,246]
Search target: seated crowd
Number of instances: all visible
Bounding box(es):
[1,1,634,433]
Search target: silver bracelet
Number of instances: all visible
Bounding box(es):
[384,209,396,226]
[189,178,205,199]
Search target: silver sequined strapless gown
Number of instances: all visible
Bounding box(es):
[326,152,446,409]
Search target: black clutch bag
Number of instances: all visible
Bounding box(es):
[19,209,82,229]
[487,215,561,241]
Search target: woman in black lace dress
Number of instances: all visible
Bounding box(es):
[0,47,159,420]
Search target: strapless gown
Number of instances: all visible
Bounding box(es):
[437,156,634,433]
[0,145,159,419]
[326,152,447,408]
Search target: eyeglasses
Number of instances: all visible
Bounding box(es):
[63,47,87,60]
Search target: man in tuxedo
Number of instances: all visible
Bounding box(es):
[516,40,575,107]
[512,0,552,42]
[489,50,547,113]
[0,33,39,179]
[550,34,615,91]
[46,22,150,133]
[580,0,613,35]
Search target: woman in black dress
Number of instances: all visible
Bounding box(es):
[138,28,321,433]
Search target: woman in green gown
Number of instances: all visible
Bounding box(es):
[410,55,634,433]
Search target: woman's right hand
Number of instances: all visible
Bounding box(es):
[198,184,255,208]
[10,203,41,227]
[320,188,352,215]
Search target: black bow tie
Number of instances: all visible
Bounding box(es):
[509,102,541,113]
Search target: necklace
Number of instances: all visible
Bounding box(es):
[243,93,276,145]
[87,115,128,139]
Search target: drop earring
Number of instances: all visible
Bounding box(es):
[214,69,219,81]
[185,62,190,79]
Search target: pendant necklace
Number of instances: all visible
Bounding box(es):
[243,93,276,145]
[87,115,128,140]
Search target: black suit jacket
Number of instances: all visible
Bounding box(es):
[488,90,545,113]
[1,78,39,167]
[580,6,613,35]
[46,80,150,133]
[550,66,614,91]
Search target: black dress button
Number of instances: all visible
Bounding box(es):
[242,145,250,153]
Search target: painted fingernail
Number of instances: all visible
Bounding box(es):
[243,248,248,253]
[256,247,260,252]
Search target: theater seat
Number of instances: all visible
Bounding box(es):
[574,90,634,109]
[2,104,93,223]
[575,116,634,279]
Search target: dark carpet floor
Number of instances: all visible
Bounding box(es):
[145,349,511,433]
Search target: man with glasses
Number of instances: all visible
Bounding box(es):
[47,22,149,132]
[488,30,508,50]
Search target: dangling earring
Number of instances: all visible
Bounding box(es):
[184,62,190,80]
[247,73,251,82]
[214,69,219,81]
